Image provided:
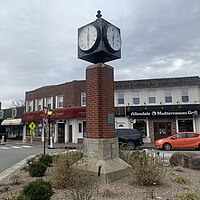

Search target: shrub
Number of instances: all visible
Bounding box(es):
[178,191,199,200]
[17,195,30,200]
[50,151,83,189]
[128,151,165,186]
[172,176,190,184]
[38,155,53,167]
[28,161,47,177]
[70,170,98,200]
[11,175,21,185]
[19,179,54,200]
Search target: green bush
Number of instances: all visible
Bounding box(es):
[17,194,30,200]
[127,151,165,186]
[28,161,47,177]
[49,151,87,189]
[172,176,190,184]
[178,191,199,200]
[38,154,53,167]
[19,179,54,200]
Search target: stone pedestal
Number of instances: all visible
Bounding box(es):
[76,138,131,183]
[75,63,131,183]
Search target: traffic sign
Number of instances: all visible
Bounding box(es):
[29,122,36,130]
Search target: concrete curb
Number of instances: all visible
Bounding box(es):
[0,154,35,182]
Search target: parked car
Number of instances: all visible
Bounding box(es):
[155,132,200,150]
[116,128,144,149]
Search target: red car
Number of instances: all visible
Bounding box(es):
[155,132,200,150]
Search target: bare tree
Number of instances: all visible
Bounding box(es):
[11,100,25,108]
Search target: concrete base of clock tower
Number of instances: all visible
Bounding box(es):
[75,138,132,183]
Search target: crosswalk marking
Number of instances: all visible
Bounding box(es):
[0,147,10,150]
[21,145,32,148]
[10,146,21,149]
[0,145,32,150]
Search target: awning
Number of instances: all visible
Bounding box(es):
[1,118,22,126]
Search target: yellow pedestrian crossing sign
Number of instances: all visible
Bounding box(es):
[29,122,36,130]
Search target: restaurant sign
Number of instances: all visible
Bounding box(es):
[130,110,198,117]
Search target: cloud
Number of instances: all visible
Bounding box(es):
[0,0,200,108]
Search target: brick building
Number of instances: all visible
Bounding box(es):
[22,76,200,143]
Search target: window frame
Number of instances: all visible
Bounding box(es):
[181,88,189,103]
[148,90,156,104]
[164,89,172,103]
[133,90,140,105]
[117,91,125,105]
[57,95,63,109]
[81,92,86,107]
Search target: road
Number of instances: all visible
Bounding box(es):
[0,143,64,174]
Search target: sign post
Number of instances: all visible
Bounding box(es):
[43,107,48,154]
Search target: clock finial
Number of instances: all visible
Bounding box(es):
[96,10,102,19]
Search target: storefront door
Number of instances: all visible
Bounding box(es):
[58,123,65,143]
[69,125,72,143]
[154,122,171,140]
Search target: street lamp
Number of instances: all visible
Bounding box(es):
[47,109,52,145]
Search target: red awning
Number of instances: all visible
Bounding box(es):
[22,107,86,122]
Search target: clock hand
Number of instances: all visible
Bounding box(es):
[87,27,89,49]
[112,32,114,47]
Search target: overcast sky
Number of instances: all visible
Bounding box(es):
[0,0,200,108]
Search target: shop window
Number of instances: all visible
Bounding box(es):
[117,91,124,104]
[133,120,147,137]
[148,90,156,104]
[78,123,82,133]
[164,89,172,103]
[133,90,140,104]
[181,88,189,103]
[81,92,86,106]
[178,120,193,132]
[154,122,171,140]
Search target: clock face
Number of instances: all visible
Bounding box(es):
[105,25,121,52]
[78,25,100,52]
[105,25,121,51]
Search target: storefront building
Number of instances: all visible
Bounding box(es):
[115,76,200,143]
[22,76,200,143]
[0,106,24,140]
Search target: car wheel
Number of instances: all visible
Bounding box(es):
[127,141,136,150]
[163,143,172,151]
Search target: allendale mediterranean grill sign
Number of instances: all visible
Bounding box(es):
[130,110,198,117]
[126,104,200,118]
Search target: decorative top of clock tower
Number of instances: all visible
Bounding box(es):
[78,11,121,64]
[96,10,102,19]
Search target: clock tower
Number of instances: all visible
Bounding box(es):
[76,11,130,183]
[78,10,121,64]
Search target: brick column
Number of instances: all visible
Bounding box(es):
[76,63,131,183]
[86,63,115,138]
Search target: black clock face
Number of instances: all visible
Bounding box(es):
[78,25,100,53]
[104,24,121,52]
